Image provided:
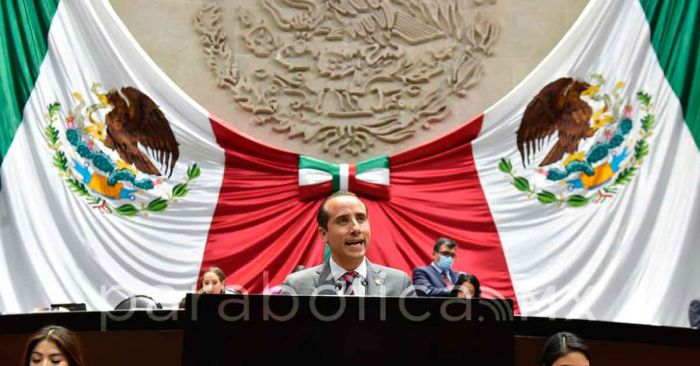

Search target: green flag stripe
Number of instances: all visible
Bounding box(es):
[323,244,331,263]
[0,0,59,165]
[300,155,340,190]
[299,156,339,174]
[356,155,389,174]
[639,0,700,149]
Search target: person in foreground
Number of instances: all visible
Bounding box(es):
[413,237,463,297]
[538,331,590,366]
[283,191,415,297]
[23,325,84,366]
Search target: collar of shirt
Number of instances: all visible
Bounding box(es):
[431,263,454,282]
[431,263,445,275]
[329,257,368,295]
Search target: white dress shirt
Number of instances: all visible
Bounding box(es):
[329,257,368,296]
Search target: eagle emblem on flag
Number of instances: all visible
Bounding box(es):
[43,84,201,216]
[499,74,655,207]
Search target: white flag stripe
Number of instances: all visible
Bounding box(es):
[298,168,333,186]
[0,0,224,312]
[473,0,700,327]
[356,168,390,186]
[339,164,350,191]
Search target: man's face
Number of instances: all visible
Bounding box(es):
[319,195,370,270]
[433,243,457,264]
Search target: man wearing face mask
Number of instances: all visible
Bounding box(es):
[412,237,463,297]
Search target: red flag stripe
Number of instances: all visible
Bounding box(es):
[203,114,518,312]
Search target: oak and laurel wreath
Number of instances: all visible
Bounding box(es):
[44,102,201,216]
[499,91,654,208]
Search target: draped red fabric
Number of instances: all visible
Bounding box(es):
[204,114,518,312]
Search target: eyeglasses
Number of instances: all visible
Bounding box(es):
[438,251,456,258]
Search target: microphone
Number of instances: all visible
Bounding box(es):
[335,279,344,292]
[361,278,368,287]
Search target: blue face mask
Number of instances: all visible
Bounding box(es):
[436,255,453,271]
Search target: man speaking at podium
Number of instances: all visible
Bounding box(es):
[283,191,415,297]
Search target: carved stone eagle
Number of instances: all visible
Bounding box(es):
[103,87,179,177]
[324,0,444,47]
[517,77,594,167]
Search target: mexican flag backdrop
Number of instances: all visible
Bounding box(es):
[1,0,698,327]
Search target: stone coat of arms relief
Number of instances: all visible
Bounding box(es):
[194,0,499,158]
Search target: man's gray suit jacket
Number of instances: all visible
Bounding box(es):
[282,260,416,297]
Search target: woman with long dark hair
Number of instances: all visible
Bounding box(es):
[23,325,84,366]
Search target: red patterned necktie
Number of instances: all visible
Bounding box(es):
[343,271,359,295]
[441,271,452,286]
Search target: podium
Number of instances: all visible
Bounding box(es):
[182,294,515,366]
[2,296,696,365]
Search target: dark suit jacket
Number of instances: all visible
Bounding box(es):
[412,264,460,297]
[690,299,700,328]
[282,260,416,297]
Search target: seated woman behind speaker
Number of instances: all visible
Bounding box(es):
[200,266,232,294]
[23,325,84,366]
[179,266,238,308]
[450,273,481,299]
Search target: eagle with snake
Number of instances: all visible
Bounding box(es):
[517,77,594,167]
[103,87,179,178]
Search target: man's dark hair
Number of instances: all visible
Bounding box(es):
[433,237,457,253]
[316,191,367,230]
[537,332,590,366]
